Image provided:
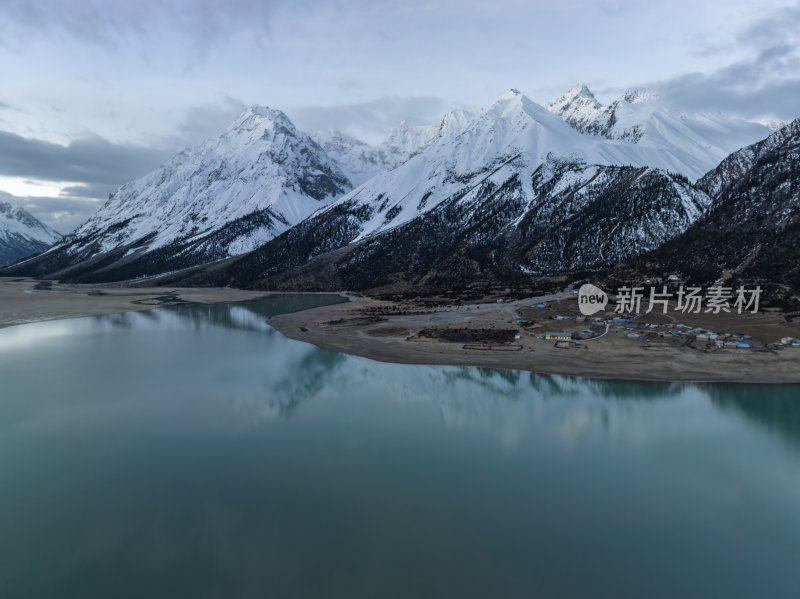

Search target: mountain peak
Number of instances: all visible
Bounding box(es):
[548,83,601,109]
[484,89,560,127]
[567,82,596,99]
[620,89,658,104]
[313,128,367,146]
[229,105,294,133]
[499,88,523,100]
[545,84,604,136]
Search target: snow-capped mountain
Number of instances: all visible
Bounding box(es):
[4,106,352,281]
[198,90,716,292]
[0,203,61,266]
[255,89,714,249]
[2,87,785,290]
[619,118,800,303]
[547,84,771,180]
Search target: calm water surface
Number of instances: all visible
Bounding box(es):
[1,297,799,598]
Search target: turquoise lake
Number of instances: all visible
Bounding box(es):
[1,296,799,598]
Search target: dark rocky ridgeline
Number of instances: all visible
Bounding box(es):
[2,207,288,283]
[181,158,711,296]
[0,236,54,268]
[606,118,800,309]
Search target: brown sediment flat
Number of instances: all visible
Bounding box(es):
[268,295,800,384]
[0,277,268,329]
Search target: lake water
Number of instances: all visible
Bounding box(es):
[1,297,799,598]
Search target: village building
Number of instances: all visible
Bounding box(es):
[545,332,573,341]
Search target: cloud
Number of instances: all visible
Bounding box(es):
[0,130,174,187]
[0,98,262,233]
[651,3,800,120]
[291,96,447,144]
[60,182,117,200]
[0,189,100,234]
[0,98,258,233]
[0,0,280,56]
[159,97,249,149]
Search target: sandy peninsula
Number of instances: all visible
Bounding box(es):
[268,293,800,384]
[0,277,268,329]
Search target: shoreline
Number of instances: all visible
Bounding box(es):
[0,277,273,330]
[3,277,800,384]
[267,295,800,385]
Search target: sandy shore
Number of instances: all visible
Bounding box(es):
[268,294,800,384]
[0,277,268,329]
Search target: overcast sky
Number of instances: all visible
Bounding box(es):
[1,0,798,233]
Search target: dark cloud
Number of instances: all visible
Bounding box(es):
[0,97,262,233]
[653,3,800,121]
[0,99,256,233]
[291,96,447,143]
[0,130,174,187]
[657,76,800,120]
[0,0,280,56]
[60,182,116,200]
[736,3,800,48]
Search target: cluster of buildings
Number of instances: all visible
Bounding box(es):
[532,313,786,352]
[519,299,800,353]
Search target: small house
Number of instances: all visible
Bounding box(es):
[546,332,572,341]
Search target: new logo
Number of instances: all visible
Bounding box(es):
[578,283,608,315]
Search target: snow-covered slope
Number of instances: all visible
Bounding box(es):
[310,130,397,186]
[380,120,439,164]
[379,108,476,164]
[0,203,61,266]
[4,106,352,281]
[547,84,771,180]
[312,109,476,185]
[293,89,716,243]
